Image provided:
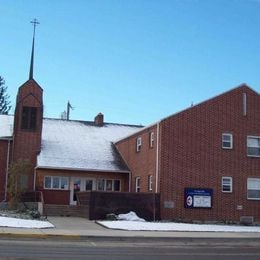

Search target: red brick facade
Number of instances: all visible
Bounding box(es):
[12,79,43,190]
[116,85,260,222]
[116,124,159,193]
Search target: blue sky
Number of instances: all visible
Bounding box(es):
[1,0,260,125]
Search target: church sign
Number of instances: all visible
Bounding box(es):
[184,188,213,208]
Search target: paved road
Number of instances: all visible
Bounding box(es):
[0,237,260,259]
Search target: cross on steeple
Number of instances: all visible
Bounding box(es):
[29,18,40,80]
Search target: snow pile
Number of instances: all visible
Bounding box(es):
[98,220,260,233]
[117,211,145,222]
[0,216,54,229]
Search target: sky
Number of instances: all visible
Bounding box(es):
[1,0,260,125]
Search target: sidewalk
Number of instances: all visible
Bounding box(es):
[1,216,260,240]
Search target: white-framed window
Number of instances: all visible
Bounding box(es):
[247,178,260,200]
[44,176,69,190]
[222,133,233,149]
[136,137,142,152]
[135,177,141,192]
[97,179,121,192]
[148,175,153,191]
[149,132,154,148]
[247,136,260,157]
[222,177,232,193]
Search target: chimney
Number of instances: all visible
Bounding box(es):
[94,113,104,126]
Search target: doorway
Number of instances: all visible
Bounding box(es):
[70,177,96,205]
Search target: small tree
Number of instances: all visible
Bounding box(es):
[0,76,11,114]
[7,159,32,209]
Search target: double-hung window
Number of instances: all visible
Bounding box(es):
[135,177,141,192]
[149,132,154,148]
[222,133,233,149]
[222,177,232,193]
[136,137,142,152]
[247,178,260,200]
[247,136,260,157]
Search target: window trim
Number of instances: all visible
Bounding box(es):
[149,132,154,148]
[44,176,69,190]
[222,176,232,193]
[247,136,260,158]
[222,133,233,149]
[247,178,260,200]
[97,179,121,192]
[136,137,142,152]
[148,175,153,191]
[135,177,141,192]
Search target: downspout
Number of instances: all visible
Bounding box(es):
[33,167,37,191]
[155,122,160,193]
[4,139,11,201]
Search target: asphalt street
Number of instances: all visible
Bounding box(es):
[0,237,260,259]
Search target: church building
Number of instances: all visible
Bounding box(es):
[1,22,260,223]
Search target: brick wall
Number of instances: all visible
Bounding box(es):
[116,125,158,193]
[12,79,43,190]
[159,85,260,222]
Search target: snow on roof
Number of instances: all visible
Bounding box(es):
[0,115,13,138]
[37,118,142,172]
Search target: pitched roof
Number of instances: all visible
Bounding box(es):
[0,115,142,171]
[37,118,142,172]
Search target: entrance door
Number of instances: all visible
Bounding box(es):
[70,178,81,205]
[70,178,96,205]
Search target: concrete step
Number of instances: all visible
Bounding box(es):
[44,204,89,218]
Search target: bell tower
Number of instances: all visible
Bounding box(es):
[12,19,43,190]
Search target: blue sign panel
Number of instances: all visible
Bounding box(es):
[184,188,213,208]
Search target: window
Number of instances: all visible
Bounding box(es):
[247,136,260,157]
[97,179,121,191]
[222,133,233,149]
[44,176,68,190]
[135,177,141,192]
[148,175,153,191]
[136,137,142,152]
[149,132,154,148]
[222,177,232,193]
[247,178,260,200]
[21,106,37,130]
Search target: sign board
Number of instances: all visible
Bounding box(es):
[184,188,213,208]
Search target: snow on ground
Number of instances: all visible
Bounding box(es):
[0,216,54,229]
[98,221,260,233]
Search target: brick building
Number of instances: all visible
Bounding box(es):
[116,85,260,223]
[1,28,259,222]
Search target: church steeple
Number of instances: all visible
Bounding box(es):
[29,18,39,80]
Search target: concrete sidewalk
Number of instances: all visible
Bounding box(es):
[1,216,260,240]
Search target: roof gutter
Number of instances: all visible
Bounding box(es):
[35,165,131,174]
